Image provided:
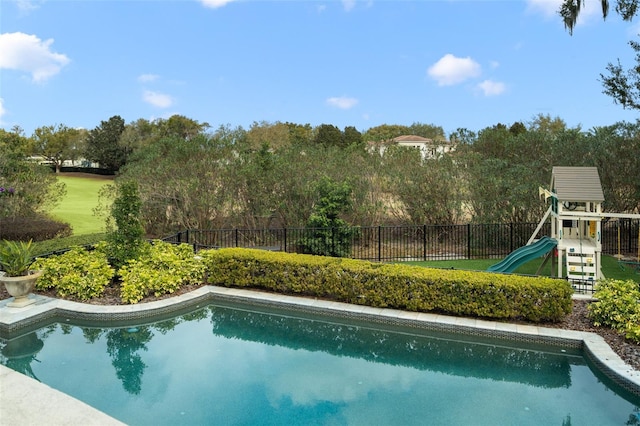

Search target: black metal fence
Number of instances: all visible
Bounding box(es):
[162,218,640,262]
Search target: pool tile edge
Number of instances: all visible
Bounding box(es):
[1,285,640,396]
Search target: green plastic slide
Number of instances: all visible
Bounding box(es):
[487,236,557,273]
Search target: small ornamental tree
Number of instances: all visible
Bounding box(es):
[299,177,357,257]
[106,180,145,269]
[0,127,66,220]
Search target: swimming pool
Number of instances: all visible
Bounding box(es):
[1,298,639,426]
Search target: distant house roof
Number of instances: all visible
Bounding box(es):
[393,135,433,143]
[367,135,450,146]
[551,166,604,202]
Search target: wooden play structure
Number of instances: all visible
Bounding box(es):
[534,166,640,284]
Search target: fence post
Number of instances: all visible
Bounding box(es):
[467,223,471,259]
[510,222,514,252]
[235,229,239,247]
[283,228,287,252]
[177,231,182,244]
[331,226,336,256]
[378,226,382,262]
[628,218,633,254]
[185,229,189,245]
[423,224,427,261]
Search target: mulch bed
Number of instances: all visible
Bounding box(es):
[2,285,639,371]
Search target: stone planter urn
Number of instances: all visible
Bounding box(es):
[0,270,42,308]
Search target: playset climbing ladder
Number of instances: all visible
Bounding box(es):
[490,167,639,287]
[537,167,640,285]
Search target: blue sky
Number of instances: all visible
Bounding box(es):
[1,0,639,138]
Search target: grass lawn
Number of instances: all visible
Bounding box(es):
[405,254,640,283]
[51,174,113,235]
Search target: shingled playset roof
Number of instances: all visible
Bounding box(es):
[551,166,604,203]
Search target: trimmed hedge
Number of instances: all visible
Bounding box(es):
[0,215,72,242]
[199,248,573,322]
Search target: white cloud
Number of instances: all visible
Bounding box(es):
[342,0,356,12]
[477,80,506,96]
[200,0,236,9]
[627,21,640,37]
[14,0,41,14]
[138,73,159,83]
[0,98,6,124]
[326,96,358,109]
[143,90,173,108]
[0,32,70,83]
[427,54,481,86]
[525,0,562,17]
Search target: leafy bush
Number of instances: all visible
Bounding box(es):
[0,239,35,276]
[119,241,205,304]
[32,247,114,301]
[0,215,72,242]
[105,180,145,269]
[0,128,67,220]
[589,279,640,342]
[298,177,357,257]
[200,248,573,322]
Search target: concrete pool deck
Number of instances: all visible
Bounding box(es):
[1,286,639,425]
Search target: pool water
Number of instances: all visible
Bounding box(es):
[1,302,639,426]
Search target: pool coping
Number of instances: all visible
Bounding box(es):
[1,285,640,424]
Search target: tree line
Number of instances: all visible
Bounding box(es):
[1,114,639,237]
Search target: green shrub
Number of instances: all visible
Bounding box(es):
[32,247,114,301]
[589,279,640,342]
[200,248,572,322]
[298,177,356,257]
[105,180,145,269]
[0,239,35,276]
[32,233,106,256]
[0,215,72,242]
[119,241,205,304]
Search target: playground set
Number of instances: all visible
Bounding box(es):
[488,167,640,288]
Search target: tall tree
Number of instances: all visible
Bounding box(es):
[85,115,127,171]
[362,124,410,142]
[119,118,159,155]
[560,0,637,34]
[561,0,640,109]
[0,127,65,219]
[313,124,344,147]
[408,122,446,140]
[32,124,83,173]
[585,122,640,213]
[157,114,209,140]
[245,121,291,151]
[601,39,640,109]
[285,122,313,146]
[509,121,527,136]
[342,126,363,148]
[527,114,569,135]
[384,145,463,225]
[119,134,238,235]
